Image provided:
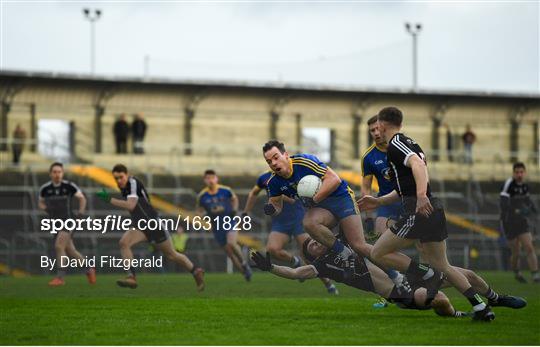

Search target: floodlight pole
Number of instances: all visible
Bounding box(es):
[83,8,102,75]
[405,22,422,91]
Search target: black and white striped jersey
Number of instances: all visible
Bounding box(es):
[500,178,536,221]
[120,176,159,222]
[39,180,81,219]
[386,133,431,198]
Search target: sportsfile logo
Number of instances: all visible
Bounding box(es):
[40,215,252,234]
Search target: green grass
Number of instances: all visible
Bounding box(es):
[1,271,539,345]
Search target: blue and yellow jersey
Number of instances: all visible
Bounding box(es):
[267,153,350,200]
[256,171,305,222]
[361,144,394,196]
[196,185,236,217]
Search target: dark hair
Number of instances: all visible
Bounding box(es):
[262,140,286,154]
[513,162,526,171]
[367,115,378,126]
[302,238,316,263]
[377,106,403,127]
[112,164,128,174]
[204,169,216,176]
[49,162,63,172]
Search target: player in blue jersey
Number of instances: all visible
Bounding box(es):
[242,171,338,294]
[361,115,405,308]
[361,115,403,236]
[261,140,420,288]
[196,169,252,281]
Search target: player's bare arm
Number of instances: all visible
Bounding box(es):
[38,197,47,211]
[110,196,138,211]
[361,174,373,197]
[406,154,433,216]
[313,167,341,203]
[271,264,318,280]
[358,190,399,211]
[243,185,262,214]
[251,251,317,280]
[231,193,239,213]
[74,191,87,214]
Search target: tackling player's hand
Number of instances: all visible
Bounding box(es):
[416,195,433,217]
[96,188,111,203]
[357,195,379,211]
[264,203,276,216]
[251,251,273,271]
[300,197,316,208]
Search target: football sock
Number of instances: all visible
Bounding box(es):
[484,286,499,301]
[331,239,352,259]
[463,287,486,311]
[57,269,66,279]
[405,260,434,280]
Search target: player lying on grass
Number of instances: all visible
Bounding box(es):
[243,170,338,294]
[251,238,526,318]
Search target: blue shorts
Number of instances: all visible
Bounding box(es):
[316,187,359,221]
[271,219,305,237]
[213,228,234,247]
[377,202,402,221]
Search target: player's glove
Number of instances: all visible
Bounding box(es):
[251,251,273,271]
[96,188,111,203]
[300,197,316,208]
[264,203,276,216]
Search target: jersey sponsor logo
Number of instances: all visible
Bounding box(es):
[374,160,384,165]
[382,168,391,181]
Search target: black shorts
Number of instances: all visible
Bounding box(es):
[387,285,430,310]
[501,218,529,240]
[390,200,448,243]
[133,218,169,244]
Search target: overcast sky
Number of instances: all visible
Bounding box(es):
[1,1,539,94]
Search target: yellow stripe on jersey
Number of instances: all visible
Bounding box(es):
[360,143,376,176]
[293,162,327,176]
[292,158,327,175]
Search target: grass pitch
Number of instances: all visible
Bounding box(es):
[1,271,539,345]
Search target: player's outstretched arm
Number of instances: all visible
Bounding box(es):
[358,190,399,210]
[74,191,87,215]
[250,251,317,280]
[97,188,137,211]
[243,186,262,215]
[313,167,341,203]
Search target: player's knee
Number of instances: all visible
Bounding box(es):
[370,245,384,262]
[523,243,535,254]
[302,218,316,232]
[224,244,234,255]
[266,244,281,256]
[118,238,129,250]
[431,293,450,311]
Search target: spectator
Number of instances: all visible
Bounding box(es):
[132,114,147,154]
[462,123,476,164]
[444,123,454,162]
[113,114,129,154]
[12,124,26,165]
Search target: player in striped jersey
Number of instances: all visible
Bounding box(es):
[39,162,96,286]
[359,106,495,321]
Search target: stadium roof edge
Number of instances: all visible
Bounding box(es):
[1,69,539,101]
